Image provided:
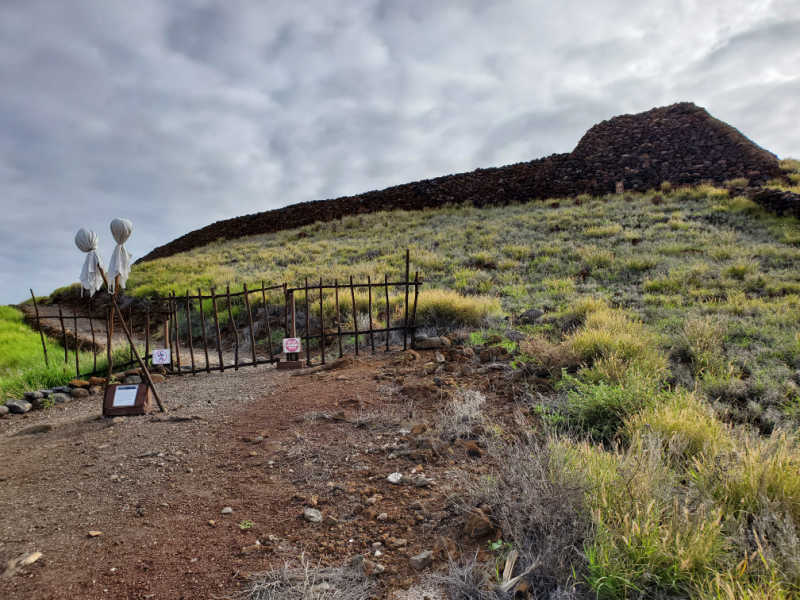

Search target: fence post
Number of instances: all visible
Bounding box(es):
[350,275,359,356]
[226,285,239,371]
[335,279,343,358]
[145,307,150,370]
[211,288,224,371]
[172,292,182,374]
[198,289,210,372]
[384,274,390,351]
[368,275,375,353]
[73,310,79,377]
[106,307,114,381]
[319,278,325,365]
[403,249,410,351]
[243,283,257,366]
[185,291,196,374]
[304,277,311,366]
[29,289,48,367]
[57,304,68,364]
[411,271,420,347]
[261,282,274,362]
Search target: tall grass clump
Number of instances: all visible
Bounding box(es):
[415,289,502,329]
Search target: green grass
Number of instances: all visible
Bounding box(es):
[0,305,130,402]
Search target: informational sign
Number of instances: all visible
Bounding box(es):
[282,337,301,354]
[112,385,138,407]
[152,348,171,365]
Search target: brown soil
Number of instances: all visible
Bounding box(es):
[0,350,510,599]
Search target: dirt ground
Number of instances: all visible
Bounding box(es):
[0,349,510,599]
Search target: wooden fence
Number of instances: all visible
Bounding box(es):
[28,250,422,377]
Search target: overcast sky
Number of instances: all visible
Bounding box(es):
[1,0,799,304]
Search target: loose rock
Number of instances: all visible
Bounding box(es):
[303,508,323,523]
[71,388,90,398]
[464,509,493,539]
[51,393,70,404]
[6,399,32,414]
[409,550,433,571]
[0,405,8,416]
[221,506,233,515]
[387,472,403,484]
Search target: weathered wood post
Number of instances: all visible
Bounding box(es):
[29,289,49,367]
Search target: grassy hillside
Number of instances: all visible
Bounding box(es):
[130,182,800,423]
[32,165,800,596]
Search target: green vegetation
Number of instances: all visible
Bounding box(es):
[0,305,129,402]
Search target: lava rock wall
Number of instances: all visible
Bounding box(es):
[139,102,782,263]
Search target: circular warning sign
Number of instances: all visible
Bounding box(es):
[282,338,301,353]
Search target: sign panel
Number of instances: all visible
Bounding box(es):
[112,385,138,407]
[152,348,171,365]
[282,337,301,353]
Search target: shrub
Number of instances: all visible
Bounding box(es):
[680,316,728,377]
[584,223,623,238]
[415,288,502,329]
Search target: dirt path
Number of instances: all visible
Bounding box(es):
[0,350,500,599]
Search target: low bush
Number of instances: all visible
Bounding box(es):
[415,288,502,329]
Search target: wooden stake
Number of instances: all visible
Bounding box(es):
[164,317,171,371]
[304,277,311,366]
[128,306,133,363]
[335,279,343,358]
[283,283,289,337]
[29,289,48,367]
[226,285,238,371]
[58,304,68,364]
[350,276,358,356]
[211,288,224,371]
[185,291,196,375]
[198,289,210,372]
[73,310,79,377]
[367,275,375,354]
[261,282,274,361]
[319,278,325,365]
[403,249,410,351]
[243,283,257,366]
[384,274,390,351]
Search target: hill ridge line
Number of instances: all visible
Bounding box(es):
[138,101,781,263]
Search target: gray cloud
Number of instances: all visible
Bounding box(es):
[1,0,799,303]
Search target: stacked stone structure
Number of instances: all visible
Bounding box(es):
[139,102,784,263]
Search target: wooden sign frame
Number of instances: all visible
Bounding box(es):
[103,383,152,417]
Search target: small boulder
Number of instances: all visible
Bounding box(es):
[124,369,141,377]
[464,509,493,539]
[88,386,102,396]
[150,374,166,383]
[71,388,90,398]
[409,550,433,571]
[23,391,43,400]
[6,399,32,414]
[303,508,323,523]
[69,379,90,388]
[124,375,142,385]
[89,376,106,386]
[387,472,403,485]
[0,405,10,416]
[221,506,233,515]
[51,393,70,404]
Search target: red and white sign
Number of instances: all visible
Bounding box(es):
[282,338,301,354]
[152,348,171,365]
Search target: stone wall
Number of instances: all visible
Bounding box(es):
[139,102,783,263]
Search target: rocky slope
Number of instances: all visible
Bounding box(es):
[139,102,781,263]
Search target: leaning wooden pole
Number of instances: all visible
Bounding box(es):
[243,283,258,366]
[350,275,359,356]
[172,292,182,374]
[198,289,210,372]
[261,282,274,361]
[29,289,49,367]
[335,279,343,358]
[57,304,68,364]
[226,285,239,371]
[403,249,410,351]
[384,274,391,352]
[185,291,196,375]
[211,288,224,371]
